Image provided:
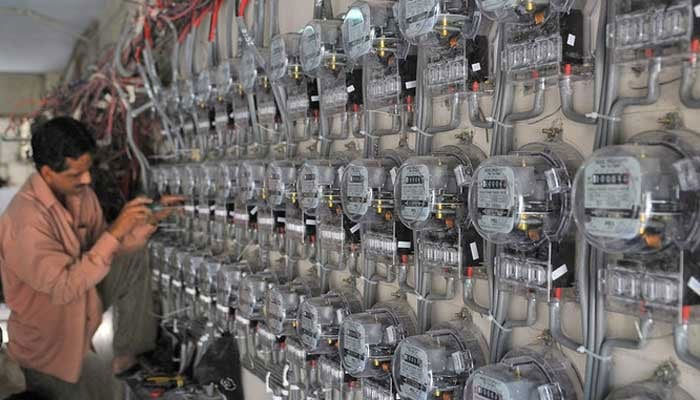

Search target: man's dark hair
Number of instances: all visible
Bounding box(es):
[31,116,96,172]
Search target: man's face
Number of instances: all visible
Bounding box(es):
[40,153,93,198]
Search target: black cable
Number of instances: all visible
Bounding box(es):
[528,105,562,125]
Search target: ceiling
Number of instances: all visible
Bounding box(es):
[0,0,108,74]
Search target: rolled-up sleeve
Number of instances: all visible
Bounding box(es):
[4,222,120,305]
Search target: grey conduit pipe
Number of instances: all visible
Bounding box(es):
[495,293,538,362]
[467,91,494,129]
[549,295,584,352]
[500,78,546,153]
[680,59,700,109]
[596,318,654,400]
[559,73,597,125]
[673,312,700,369]
[462,269,490,315]
[603,58,662,146]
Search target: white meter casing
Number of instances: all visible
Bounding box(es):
[470,140,582,250]
[396,144,485,231]
[464,342,583,400]
[339,301,417,379]
[238,270,286,321]
[297,159,347,216]
[573,130,700,254]
[341,158,398,223]
[393,319,489,400]
[300,20,344,77]
[266,160,299,209]
[297,288,364,354]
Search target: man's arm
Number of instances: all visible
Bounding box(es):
[4,221,120,305]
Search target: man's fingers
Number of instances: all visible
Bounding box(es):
[124,196,153,209]
[158,195,186,206]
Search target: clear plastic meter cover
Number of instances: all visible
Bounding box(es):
[237,160,267,204]
[397,0,482,45]
[297,159,346,216]
[297,288,364,354]
[215,161,239,203]
[341,158,397,223]
[268,34,289,82]
[215,262,249,309]
[238,48,258,93]
[470,141,583,249]
[264,277,322,336]
[266,160,299,208]
[238,271,283,320]
[573,130,700,254]
[339,300,417,379]
[477,0,572,24]
[300,20,344,77]
[393,319,489,400]
[342,1,399,63]
[396,145,486,230]
[604,380,695,400]
[464,342,583,400]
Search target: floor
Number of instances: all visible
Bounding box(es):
[0,307,125,400]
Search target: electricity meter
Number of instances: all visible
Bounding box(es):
[393,319,489,400]
[238,160,267,204]
[396,144,486,231]
[214,262,250,330]
[339,301,417,379]
[194,164,217,249]
[255,78,280,145]
[264,277,322,336]
[238,270,285,321]
[238,49,258,94]
[195,69,212,109]
[211,162,238,255]
[160,245,177,315]
[604,363,694,400]
[300,20,344,77]
[342,1,405,63]
[573,130,700,254]
[214,61,233,102]
[470,140,583,250]
[269,32,320,143]
[607,0,695,64]
[297,159,347,215]
[341,157,398,223]
[464,341,583,400]
[184,254,206,320]
[197,259,221,319]
[319,355,361,394]
[501,14,562,82]
[362,378,395,400]
[397,0,482,45]
[297,288,364,354]
[255,322,286,366]
[169,250,189,320]
[148,239,164,290]
[477,0,573,24]
[178,78,196,113]
[266,160,299,209]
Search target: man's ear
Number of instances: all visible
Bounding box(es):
[39,165,55,183]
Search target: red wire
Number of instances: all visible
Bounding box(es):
[238,0,250,17]
[209,0,223,43]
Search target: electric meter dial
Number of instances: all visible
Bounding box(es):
[464,342,583,400]
[238,49,258,93]
[573,130,700,254]
[297,288,364,354]
[215,262,250,310]
[397,0,481,45]
[396,144,485,231]
[297,159,347,216]
[300,19,344,76]
[215,161,239,203]
[238,160,267,204]
[470,141,582,249]
[339,301,417,379]
[197,259,221,299]
[264,277,322,336]
[266,160,299,208]
[341,157,398,223]
[393,319,489,400]
[238,270,284,321]
[342,1,400,63]
[268,34,290,82]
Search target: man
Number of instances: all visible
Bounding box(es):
[0,117,178,399]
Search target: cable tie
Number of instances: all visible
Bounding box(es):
[255,123,280,134]
[485,117,513,128]
[359,129,380,139]
[411,126,435,137]
[585,112,620,122]
[487,314,513,332]
[576,345,613,362]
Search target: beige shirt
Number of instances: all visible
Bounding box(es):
[0,173,152,383]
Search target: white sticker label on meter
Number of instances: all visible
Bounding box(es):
[567,34,576,46]
[476,166,515,234]
[583,157,642,239]
[341,321,366,372]
[345,165,370,217]
[688,276,700,296]
[399,342,430,399]
[471,63,482,72]
[399,164,430,222]
[470,242,480,260]
[552,264,568,281]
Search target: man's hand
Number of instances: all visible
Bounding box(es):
[147,195,187,225]
[108,197,153,241]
